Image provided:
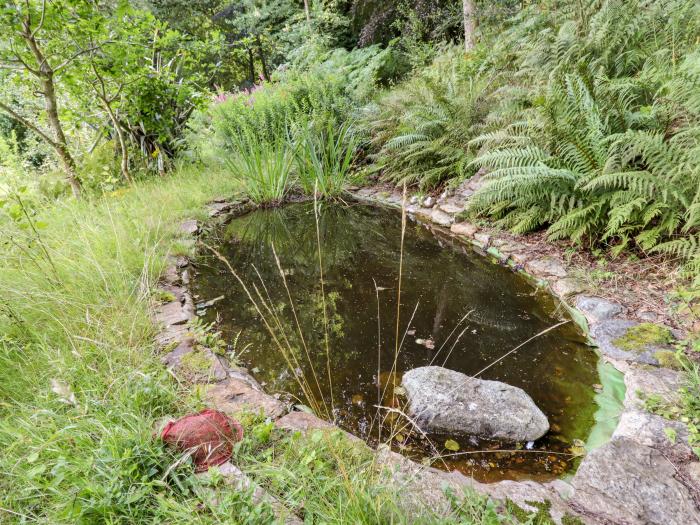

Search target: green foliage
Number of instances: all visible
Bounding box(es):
[225,130,296,205]
[295,121,359,197]
[460,0,700,275]
[360,46,492,189]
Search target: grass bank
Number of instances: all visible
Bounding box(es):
[0,166,521,523]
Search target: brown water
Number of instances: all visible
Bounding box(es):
[192,201,600,482]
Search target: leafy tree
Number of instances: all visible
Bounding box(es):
[0,0,106,196]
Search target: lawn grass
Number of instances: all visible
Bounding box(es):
[0,165,517,523]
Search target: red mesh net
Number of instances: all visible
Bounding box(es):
[161,409,243,472]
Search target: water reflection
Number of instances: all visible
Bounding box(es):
[193,202,599,482]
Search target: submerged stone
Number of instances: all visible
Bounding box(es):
[402,366,549,442]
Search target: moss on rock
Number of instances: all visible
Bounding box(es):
[612,323,673,353]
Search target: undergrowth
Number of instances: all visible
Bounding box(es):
[0,165,529,523]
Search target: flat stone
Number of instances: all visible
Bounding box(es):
[162,265,181,286]
[414,208,433,222]
[479,479,579,524]
[509,251,532,265]
[207,201,233,217]
[575,296,623,324]
[199,462,303,524]
[613,409,692,455]
[438,202,463,215]
[385,193,403,205]
[592,320,661,365]
[274,411,336,433]
[375,444,581,523]
[375,445,472,516]
[473,232,491,246]
[179,219,199,236]
[155,323,189,347]
[162,337,195,367]
[450,222,478,237]
[206,377,288,420]
[430,209,454,227]
[571,437,699,525]
[176,348,229,383]
[402,366,549,442]
[552,278,587,298]
[623,364,683,411]
[153,300,191,327]
[525,257,567,278]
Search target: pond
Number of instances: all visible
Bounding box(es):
[192,201,601,482]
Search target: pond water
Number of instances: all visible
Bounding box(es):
[192,201,600,482]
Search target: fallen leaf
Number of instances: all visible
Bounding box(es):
[444,439,460,452]
[51,379,77,406]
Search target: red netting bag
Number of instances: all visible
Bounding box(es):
[161,409,243,472]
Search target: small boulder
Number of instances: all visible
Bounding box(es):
[422,196,436,208]
[525,257,567,278]
[402,366,549,442]
[451,222,478,238]
[571,437,699,525]
[592,319,672,365]
[430,209,454,227]
[575,296,623,325]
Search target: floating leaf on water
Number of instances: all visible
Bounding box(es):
[393,386,406,397]
[395,433,405,443]
[351,393,365,406]
[570,445,586,457]
[378,371,400,389]
[444,439,460,452]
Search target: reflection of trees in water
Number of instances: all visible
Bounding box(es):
[223,202,373,276]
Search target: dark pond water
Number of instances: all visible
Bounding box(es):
[192,201,600,482]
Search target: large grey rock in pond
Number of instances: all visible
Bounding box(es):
[402,366,549,442]
[571,437,700,525]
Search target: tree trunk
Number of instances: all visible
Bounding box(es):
[108,107,131,184]
[247,47,256,85]
[256,35,270,81]
[22,22,82,196]
[463,0,476,52]
[303,0,311,25]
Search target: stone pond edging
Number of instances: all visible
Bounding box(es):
[150,190,700,524]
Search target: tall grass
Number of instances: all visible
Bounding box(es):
[295,121,359,198]
[0,164,515,522]
[225,131,296,205]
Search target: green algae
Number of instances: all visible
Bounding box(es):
[613,322,673,353]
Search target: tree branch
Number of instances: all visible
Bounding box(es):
[54,42,115,72]
[0,100,57,148]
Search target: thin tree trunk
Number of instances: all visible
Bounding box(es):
[303,0,311,25]
[107,107,131,184]
[247,47,256,84]
[89,61,132,184]
[255,35,270,81]
[21,20,82,196]
[463,0,476,52]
